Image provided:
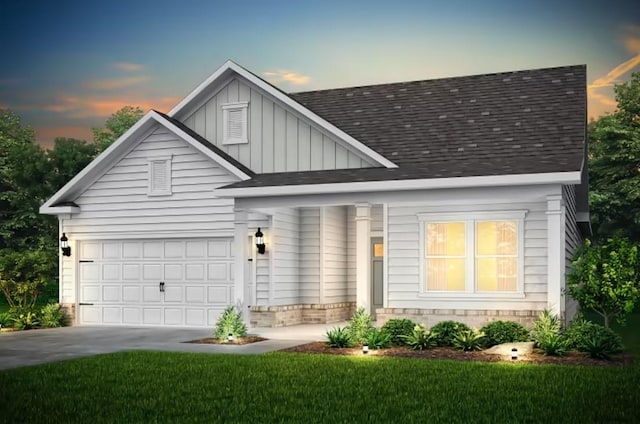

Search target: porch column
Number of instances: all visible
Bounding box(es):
[355,203,371,313]
[233,208,249,319]
[546,194,565,317]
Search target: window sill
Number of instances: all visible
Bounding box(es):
[222,138,248,145]
[147,191,172,197]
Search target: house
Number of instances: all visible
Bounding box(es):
[40,61,589,328]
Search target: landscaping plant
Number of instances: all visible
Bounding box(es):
[0,311,11,328]
[12,311,39,330]
[452,328,485,351]
[0,249,54,310]
[480,320,530,347]
[430,320,470,347]
[39,303,67,328]
[380,318,416,346]
[213,306,247,340]
[532,309,567,356]
[364,328,392,350]
[567,236,640,327]
[565,318,623,359]
[402,324,437,350]
[345,307,374,345]
[326,327,353,348]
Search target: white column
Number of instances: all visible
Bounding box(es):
[546,194,564,316]
[355,203,371,313]
[233,208,249,319]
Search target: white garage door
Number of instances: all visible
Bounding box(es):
[78,238,234,327]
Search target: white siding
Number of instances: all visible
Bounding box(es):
[66,126,240,237]
[563,185,581,320]
[322,206,348,303]
[271,208,300,305]
[255,253,270,306]
[371,204,383,233]
[182,77,375,173]
[386,200,549,311]
[300,208,320,303]
[346,206,357,301]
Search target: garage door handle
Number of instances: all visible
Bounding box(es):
[159,281,165,292]
[79,303,93,306]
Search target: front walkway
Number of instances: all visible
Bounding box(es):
[0,322,343,370]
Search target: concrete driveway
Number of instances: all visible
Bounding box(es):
[0,324,333,370]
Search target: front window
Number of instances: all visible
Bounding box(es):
[422,214,523,294]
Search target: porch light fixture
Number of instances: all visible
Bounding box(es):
[511,347,518,361]
[255,228,266,254]
[362,343,369,354]
[60,233,71,256]
[228,333,234,343]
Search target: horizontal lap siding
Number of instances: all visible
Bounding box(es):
[183,78,374,173]
[67,127,239,236]
[387,201,548,310]
[272,208,300,305]
[255,254,270,306]
[563,185,581,319]
[346,206,356,301]
[300,208,320,304]
[323,206,348,303]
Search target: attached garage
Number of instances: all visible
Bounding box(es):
[77,238,233,327]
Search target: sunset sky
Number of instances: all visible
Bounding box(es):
[1,0,639,148]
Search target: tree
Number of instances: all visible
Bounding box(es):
[567,236,640,327]
[92,106,144,151]
[588,72,640,240]
[0,249,53,310]
[47,137,98,191]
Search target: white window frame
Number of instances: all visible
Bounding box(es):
[222,102,249,145]
[147,155,172,196]
[417,210,527,299]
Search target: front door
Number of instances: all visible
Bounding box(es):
[371,237,384,319]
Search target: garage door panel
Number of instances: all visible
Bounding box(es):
[164,264,183,280]
[103,307,121,323]
[164,286,182,302]
[102,285,120,302]
[79,238,234,327]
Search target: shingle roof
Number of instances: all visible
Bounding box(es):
[223,65,587,189]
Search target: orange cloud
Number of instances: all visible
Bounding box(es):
[84,76,150,90]
[35,126,94,148]
[112,62,145,72]
[43,94,180,119]
[263,70,312,85]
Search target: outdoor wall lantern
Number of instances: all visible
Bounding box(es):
[511,347,518,361]
[255,228,266,254]
[362,343,369,354]
[60,233,71,256]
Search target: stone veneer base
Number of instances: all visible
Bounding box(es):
[250,302,356,327]
[376,308,545,329]
[60,303,76,326]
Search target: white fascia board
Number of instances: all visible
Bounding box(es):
[41,112,159,209]
[152,112,251,181]
[39,206,81,215]
[218,171,581,198]
[168,60,397,169]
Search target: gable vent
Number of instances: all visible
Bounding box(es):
[148,156,172,196]
[222,102,249,144]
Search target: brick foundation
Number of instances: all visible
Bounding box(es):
[249,302,356,327]
[60,303,76,326]
[376,308,541,329]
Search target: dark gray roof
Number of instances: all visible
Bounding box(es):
[155,111,255,177]
[223,65,587,189]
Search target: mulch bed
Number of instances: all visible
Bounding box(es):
[185,336,267,345]
[280,342,634,367]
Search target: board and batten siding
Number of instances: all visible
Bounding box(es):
[65,126,242,237]
[182,78,375,173]
[271,208,301,305]
[563,185,581,319]
[322,206,348,303]
[386,201,549,311]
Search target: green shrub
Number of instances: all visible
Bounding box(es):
[39,303,67,328]
[345,307,374,345]
[480,321,530,347]
[0,312,11,328]
[326,327,353,348]
[565,318,623,359]
[430,321,470,347]
[532,309,567,356]
[452,328,485,351]
[0,249,55,309]
[365,328,392,350]
[381,319,416,346]
[402,324,437,350]
[214,306,247,340]
[12,310,39,330]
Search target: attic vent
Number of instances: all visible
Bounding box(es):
[148,156,172,196]
[222,102,248,145]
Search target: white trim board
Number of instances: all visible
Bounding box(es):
[168,60,397,169]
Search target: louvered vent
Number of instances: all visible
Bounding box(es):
[148,157,172,196]
[222,102,248,144]
[227,109,244,139]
